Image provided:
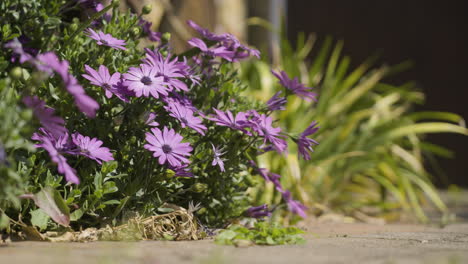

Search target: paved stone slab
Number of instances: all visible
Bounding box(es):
[1,223,467,264]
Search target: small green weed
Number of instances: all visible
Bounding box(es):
[215,222,306,246]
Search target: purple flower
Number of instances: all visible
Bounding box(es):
[211,144,226,172]
[34,52,100,117]
[139,19,161,42]
[143,112,159,127]
[62,74,100,117]
[297,121,319,160]
[209,109,248,131]
[252,114,287,153]
[282,191,307,218]
[32,129,79,184]
[248,160,284,192]
[165,102,207,135]
[85,28,127,50]
[267,91,287,111]
[245,204,272,218]
[23,96,68,139]
[272,70,317,102]
[169,164,194,178]
[188,38,236,61]
[187,20,230,42]
[4,38,37,64]
[82,65,129,101]
[71,133,114,164]
[144,127,193,167]
[123,64,169,98]
[143,49,194,92]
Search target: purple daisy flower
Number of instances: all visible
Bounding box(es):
[4,38,36,64]
[165,102,207,135]
[123,64,169,98]
[282,190,307,218]
[23,96,68,139]
[144,127,193,167]
[62,74,100,117]
[169,164,194,178]
[82,65,129,101]
[245,204,272,218]
[211,144,226,172]
[139,19,162,42]
[188,38,236,61]
[209,109,248,131]
[143,49,193,92]
[297,121,319,160]
[71,133,114,164]
[272,70,317,102]
[32,129,79,184]
[267,91,287,111]
[85,28,127,50]
[186,20,230,42]
[253,114,287,153]
[143,112,159,127]
[248,160,284,192]
[33,52,100,117]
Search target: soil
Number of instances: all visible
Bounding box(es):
[1,222,467,264]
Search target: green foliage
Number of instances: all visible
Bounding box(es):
[241,32,468,222]
[0,0,261,230]
[215,221,305,246]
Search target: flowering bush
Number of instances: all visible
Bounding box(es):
[0,0,318,231]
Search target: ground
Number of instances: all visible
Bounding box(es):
[1,222,467,264]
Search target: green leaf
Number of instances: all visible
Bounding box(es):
[30,208,50,230]
[28,187,70,227]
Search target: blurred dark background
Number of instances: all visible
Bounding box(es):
[287,0,468,187]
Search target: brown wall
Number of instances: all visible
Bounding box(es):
[288,0,468,186]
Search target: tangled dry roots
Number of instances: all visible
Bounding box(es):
[44,204,201,242]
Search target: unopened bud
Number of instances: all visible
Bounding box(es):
[162,32,171,42]
[142,4,152,15]
[191,183,208,193]
[9,67,22,79]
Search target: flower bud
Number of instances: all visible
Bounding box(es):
[131,27,141,37]
[142,4,152,15]
[96,57,105,65]
[9,67,22,79]
[191,183,208,193]
[70,23,78,32]
[162,32,171,42]
[112,0,119,6]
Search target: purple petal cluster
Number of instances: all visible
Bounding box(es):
[19,51,100,118]
[71,133,114,164]
[267,91,287,111]
[209,109,248,131]
[32,128,114,184]
[123,64,168,98]
[272,70,317,102]
[144,127,193,167]
[83,65,130,102]
[23,96,68,139]
[165,101,207,135]
[85,28,127,50]
[297,121,319,160]
[251,114,287,153]
[245,204,272,218]
[139,19,162,42]
[211,144,226,172]
[4,37,37,64]
[248,160,307,218]
[187,20,260,61]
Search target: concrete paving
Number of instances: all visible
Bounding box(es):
[1,222,467,264]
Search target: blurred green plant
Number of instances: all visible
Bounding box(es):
[241,31,468,223]
[215,221,305,246]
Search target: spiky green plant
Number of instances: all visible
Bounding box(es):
[241,32,468,223]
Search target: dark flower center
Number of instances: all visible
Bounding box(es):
[162,144,172,154]
[102,83,111,89]
[180,117,188,124]
[141,76,152,85]
[100,39,108,45]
